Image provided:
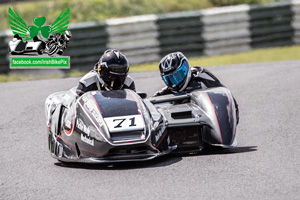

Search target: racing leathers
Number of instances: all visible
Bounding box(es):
[153,66,239,124]
[76,69,136,96]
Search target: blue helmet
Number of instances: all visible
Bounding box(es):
[159,52,191,92]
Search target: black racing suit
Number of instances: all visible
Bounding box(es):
[153,66,239,124]
[76,69,136,96]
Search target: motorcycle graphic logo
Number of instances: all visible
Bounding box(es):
[8,7,71,56]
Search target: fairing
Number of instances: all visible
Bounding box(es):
[149,87,237,148]
[45,86,238,163]
[46,89,170,163]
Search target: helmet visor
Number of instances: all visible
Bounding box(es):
[106,71,127,90]
[162,61,189,87]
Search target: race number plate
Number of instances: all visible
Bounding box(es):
[104,115,144,133]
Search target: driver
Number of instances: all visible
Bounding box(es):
[76,49,135,95]
[152,52,239,123]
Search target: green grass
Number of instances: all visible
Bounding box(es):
[1,45,300,82]
[0,0,280,31]
[130,45,300,72]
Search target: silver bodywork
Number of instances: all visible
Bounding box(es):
[45,86,237,163]
[149,87,238,148]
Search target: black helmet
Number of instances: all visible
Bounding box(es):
[159,52,191,92]
[98,49,129,90]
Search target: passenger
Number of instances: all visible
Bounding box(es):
[153,52,239,123]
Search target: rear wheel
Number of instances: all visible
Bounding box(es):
[47,44,58,56]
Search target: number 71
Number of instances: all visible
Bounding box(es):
[113,117,136,128]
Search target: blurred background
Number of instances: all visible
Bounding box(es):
[0,0,283,26]
[0,0,299,81]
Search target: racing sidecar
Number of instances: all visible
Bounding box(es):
[45,86,238,163]
[9,35,45,55]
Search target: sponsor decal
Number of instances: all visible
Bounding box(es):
[82,95,103,126]
[155,125,166,143]
[8,7,71,69]
[76,118,90,136]
[82,96,88,102]
[63,93,70,101]
[81,134,94,146]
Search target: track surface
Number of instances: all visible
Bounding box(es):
[1,61,300,199]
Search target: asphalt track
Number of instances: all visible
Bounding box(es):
[0,61,300,200]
